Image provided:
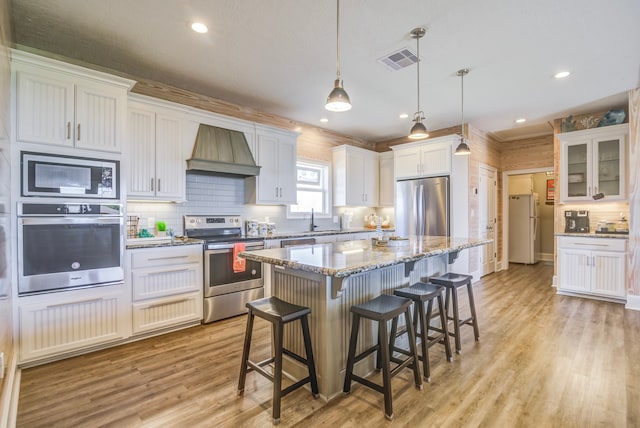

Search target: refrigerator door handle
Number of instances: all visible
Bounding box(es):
[416,184,425,236]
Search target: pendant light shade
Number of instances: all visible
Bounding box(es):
[325,0,351,112]
[454,68,471,156]
[408,27,428,139]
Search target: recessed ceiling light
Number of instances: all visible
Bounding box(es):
[515,118,527,124]
[320,118,329,123]
[399,113,409,119]
[554,71,570,79]
[191,22,208,33]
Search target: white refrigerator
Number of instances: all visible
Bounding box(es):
[508,193,540,264]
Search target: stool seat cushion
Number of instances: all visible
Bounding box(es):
[430,272,473,287]
[394,282,443,301]
[246,296,311,323]
[351,294,411,320]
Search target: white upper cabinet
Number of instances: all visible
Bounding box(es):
[246,125,298,205]
[558,124,628,202]
[12,50,133,153]
[392,136,454,180]
[378,151,394,207]
[332,145,379,207]
[127,98,186,201]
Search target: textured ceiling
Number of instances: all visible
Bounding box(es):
[9,0,640,143]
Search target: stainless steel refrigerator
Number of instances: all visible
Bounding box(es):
[508,193,540,264]
[395,176,449,237]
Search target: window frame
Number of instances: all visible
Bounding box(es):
[286,158,332,219]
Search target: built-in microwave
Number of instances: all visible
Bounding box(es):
[22,152,119,199]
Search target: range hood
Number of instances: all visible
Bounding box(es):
[186,124,260,177]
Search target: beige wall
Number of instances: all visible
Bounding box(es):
[628,89,639,296]
[0,0,13,415]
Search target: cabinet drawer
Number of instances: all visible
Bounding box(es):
[130,246,202,269]
[557,236,626,252]
[132,264,202,300]
[132,292,202,334]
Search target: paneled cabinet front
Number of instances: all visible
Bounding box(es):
[558,124,627,202]
[557,236,626,300]
[12,51,132,153]
[246,126,298,205]
[332,145,379,207]
[127,102,185,201]
[393,138,453,180]
[129,245,203,334]
[18,284,130,363]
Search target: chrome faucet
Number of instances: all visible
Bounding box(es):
[310,208,317,231]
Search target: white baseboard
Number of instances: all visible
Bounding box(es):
[552,275,557,287]
[0,350,20,428]
[625,294,640,311]
[538,252,554,262]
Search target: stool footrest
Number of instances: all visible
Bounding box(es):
[350,375,384,394]
[282,376,313,397]
[246,360,275,383]
[282,348,310,366]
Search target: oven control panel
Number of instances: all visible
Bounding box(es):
[184,215,242,230]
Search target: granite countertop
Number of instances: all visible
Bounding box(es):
[555,232,629,239]
[126,237,204,249]
[240,236,491,278]
[263,228,394,240]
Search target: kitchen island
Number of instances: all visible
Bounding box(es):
[240,236,490,399]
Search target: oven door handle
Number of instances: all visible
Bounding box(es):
[206,243,264,251]
[20,217,122,225]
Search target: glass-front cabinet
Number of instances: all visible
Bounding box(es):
[559,124,627,202]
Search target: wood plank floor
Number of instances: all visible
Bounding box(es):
[17,263,640,427]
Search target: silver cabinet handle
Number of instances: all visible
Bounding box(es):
[67,122,71,139]
[47,297,103,309]
[77,123,81,141]
[157,178,161,192]
[140,298,190,310]
[151,178,154,191]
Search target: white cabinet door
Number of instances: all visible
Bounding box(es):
[420,143,451,176]
[15,70,74,147]
[378,152,394,206]
[18,286,129,363]
[345,149,366,205]
[394,146,422,179]
[132,292,202,334]
[248,128,298,205]
[127,107,156,196]
[74,83,123,152]
[362,152,379,206]
[393,139,452,179]
[591,250,626,297]
[154,113,185,200]
[558,248,591,293]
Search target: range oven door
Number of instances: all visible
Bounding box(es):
[18,216,124,295]
[204,241,263,298]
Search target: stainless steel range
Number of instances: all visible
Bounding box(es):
[184,215,264,323]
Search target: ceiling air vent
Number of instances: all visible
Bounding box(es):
[377,47,419,71]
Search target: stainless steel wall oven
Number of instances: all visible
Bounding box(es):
[17,203,124,295]
[184,215,264,323]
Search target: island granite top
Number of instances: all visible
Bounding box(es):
[240,236,491,278]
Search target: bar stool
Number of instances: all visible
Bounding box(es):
[343,294,422,421]
[237,296,319,424]
[430,272,479,354]
[393,282,452,381]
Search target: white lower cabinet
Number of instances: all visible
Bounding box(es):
[557,236,626,300]
[18,284,130,363]
[129,244,203,334]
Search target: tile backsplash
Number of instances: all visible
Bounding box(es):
[561,202,629,232]
[128,174,393,236]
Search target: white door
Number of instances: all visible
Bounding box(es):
[479,165,497,276]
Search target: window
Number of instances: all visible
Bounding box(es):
[287,159,331,218]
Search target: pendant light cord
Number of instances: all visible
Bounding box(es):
[335,0,341,80]
[460,70,464,137]
[416,34,420,113]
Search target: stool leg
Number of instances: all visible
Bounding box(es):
[404,308,423,391]
[272,321,284,423]
[417,298,430,381]
[467,281,480,341]
[389,315,399,364]
[237,310,255,394]
[343,313,360,394]
[451,287,462,354]
[436,294,453,362]
[300,315,319,397]
[378,318,393,420]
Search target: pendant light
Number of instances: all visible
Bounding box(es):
[325,0,351,112]
[454,68,471,155]
[408,27,429,139]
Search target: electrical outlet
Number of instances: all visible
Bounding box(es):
[0,352,4,379]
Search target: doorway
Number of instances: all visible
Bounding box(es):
[502,168,555,268]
